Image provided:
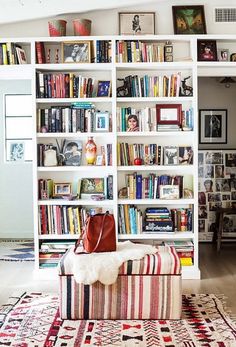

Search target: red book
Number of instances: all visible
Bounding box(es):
[35,42,46,64]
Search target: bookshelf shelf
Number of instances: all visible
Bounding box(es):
[37,132,114,138]
[118,199,194,205]
[37,166,114,173]
[39,234,79,240]
[115,62,193,70]
[38,199,114,206]
[118,232,194,240]
[117,131,193,137]
[117,165,194,171]
[35,63,113,71]
[116,97,194,103]
[36,97,112,104]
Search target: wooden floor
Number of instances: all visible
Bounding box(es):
[0,242,236,312]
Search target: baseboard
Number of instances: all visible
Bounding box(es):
[0,231,33,239]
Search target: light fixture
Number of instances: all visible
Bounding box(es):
[220,76,236,88]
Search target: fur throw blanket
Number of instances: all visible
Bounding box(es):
[67,241,157,285]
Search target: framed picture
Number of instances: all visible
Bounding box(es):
[179,146,193,165]
[62,41,91,63]
[63,140,82,166]
[9,141,24,161]
[119,12,155,35]
[159,185,179,199]
[197,40,217,61]
[97,81,111,97]
[80,178,105,199]
[172,5,206,35]
[218,49,229,61]
[53,183,72,197]
[163,146,178,165]
[15,47,27,64]
[156,104,182,125]
[95,155,103,166]
[230,53,236,62]
[95,112,109,132]
[199,109,227,144]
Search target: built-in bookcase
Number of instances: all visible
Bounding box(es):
[6,34,236,279]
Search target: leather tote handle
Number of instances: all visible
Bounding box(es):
[89,212,108,253]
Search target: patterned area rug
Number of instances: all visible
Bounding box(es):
[0,239,34,261]
[0,293,236,346]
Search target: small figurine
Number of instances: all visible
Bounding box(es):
[55,48,59,64]
[117,77,130,97]
[180,76,193,96]
[47,49,51,63]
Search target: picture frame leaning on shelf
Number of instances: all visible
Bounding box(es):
[172,5,207,35]
[62,41,91,63]
[119,12,155,35]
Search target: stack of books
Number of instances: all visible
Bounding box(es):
[164,240,194,266]
[39,240,75,268]
[144,207,173,232]
[157,124,181,131]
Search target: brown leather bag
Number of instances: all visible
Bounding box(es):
[74,211,116,253]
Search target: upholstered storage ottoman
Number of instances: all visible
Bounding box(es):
[58,245,182,320]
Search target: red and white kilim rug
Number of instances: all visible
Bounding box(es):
[0,292,235,346]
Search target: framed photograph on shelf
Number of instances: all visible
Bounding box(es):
[163,146,178,165]
[95,112,110,132]
[15,47,27,64]
[172,5,207,35]
[63,140,83,166]
[80,178,105,199]
[62,41,91,63]
[97,81,111,97]
[197,40,217,61]
[119,12,155,35]
[9,141,24,161]
[199,109,227,144]
[159,185,179,199]
[218,49,229,61]
[156,104,182,125]
[53,183,72,197]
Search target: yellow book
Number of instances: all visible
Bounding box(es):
[67,207,75,234]
[69,73,74,98]
[124,204,131,234]
[180,257,193,266]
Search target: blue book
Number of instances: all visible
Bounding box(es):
[136,174,142,199]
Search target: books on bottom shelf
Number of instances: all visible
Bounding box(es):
[39,240,75,268]
[164,240,194,266]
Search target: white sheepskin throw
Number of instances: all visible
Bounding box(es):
[68,241,157,285]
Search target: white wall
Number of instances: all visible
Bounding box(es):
[1,0,236,37]
[198,77,236,149]
[0,80,33,238]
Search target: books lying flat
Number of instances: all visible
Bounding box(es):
[144,221,173,232]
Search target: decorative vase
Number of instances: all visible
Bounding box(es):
[73,18,92,36]
[85,137,97,165]
[48,20,67,37]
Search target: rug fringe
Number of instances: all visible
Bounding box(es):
[214,294,236,325]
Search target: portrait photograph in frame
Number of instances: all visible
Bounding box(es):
[218,48,229,61]
[172,5,207,35]
[62,41,91,63]
[197,40,217,61]
[156,104,182,125]
[53,183,72,197]
[119,12,155,35]
[199,109,227,144]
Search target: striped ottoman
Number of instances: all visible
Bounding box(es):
[58,246,182,320]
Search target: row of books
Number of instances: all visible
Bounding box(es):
[39,240,75,268]
[38,176,113,200]
[0,43,26,65]
[118,143,162,166]
[116,40,167,63]
[96,40,112,63]
[37,106,111,133]
[163,240,194,266]
[36,72,96,99]
[123,173,184,199]
[118,73,183,98]
[118,206,192,234]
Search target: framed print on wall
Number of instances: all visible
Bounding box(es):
[119,12,155,35]
[172,5,207,35]
[199,109,227,144]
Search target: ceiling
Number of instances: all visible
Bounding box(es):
[0,0,161,24]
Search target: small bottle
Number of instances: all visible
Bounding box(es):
[55,48,59,64]
[164,41,173,62]
[47,49,51,63]
[85,137,97,165]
